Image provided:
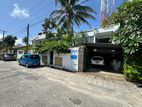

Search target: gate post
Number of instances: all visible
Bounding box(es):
[78,46,85,72]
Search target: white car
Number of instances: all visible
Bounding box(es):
[91,56,105,65]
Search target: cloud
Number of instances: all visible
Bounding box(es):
[15,38,24,46]
[0,34,3,41]
[10,3,30,18]
[0,34,3,39]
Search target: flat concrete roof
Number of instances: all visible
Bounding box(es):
[85,43,122,50]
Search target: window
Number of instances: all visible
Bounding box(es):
[24,55,29,58]
[18,51,24,54]
[92,57,103,60]
[30,55,40,59]
[55,57,62,66]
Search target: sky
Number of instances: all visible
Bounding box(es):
[0,0,124,45]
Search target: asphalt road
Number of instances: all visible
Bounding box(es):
[0,61,140,107]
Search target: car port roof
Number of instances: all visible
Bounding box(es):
[85,43,122,50]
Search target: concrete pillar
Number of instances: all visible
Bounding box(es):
[78,46,85,72]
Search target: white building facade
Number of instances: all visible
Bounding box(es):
[86,25,119,44]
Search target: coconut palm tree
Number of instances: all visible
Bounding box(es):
[51,0,96,34]
[22,36,28,45]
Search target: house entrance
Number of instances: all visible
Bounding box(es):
[50,51,54,65]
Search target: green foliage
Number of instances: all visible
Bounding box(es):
[33,20,71,53]
[22,36,28,45]
[0,35,17,52]
[106,0,142,83]
[51,0,96,33]
[0,41,2,50]
[108,0,142,54]
[124,64,139,82]
[123,50,142,83]
[42,18,57,39]
[4,35,17,47]
[124,64,142,83]
[73,32,88,46]
[42,40,69,53]
[32,43,44,54]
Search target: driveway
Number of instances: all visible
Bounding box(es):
[0,61,142,107]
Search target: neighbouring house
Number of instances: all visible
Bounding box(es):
[13,45,33,59]
[32,32,46,46]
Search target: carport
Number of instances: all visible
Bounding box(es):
[84,43,123,73]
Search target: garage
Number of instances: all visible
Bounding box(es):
[84,43,123,73]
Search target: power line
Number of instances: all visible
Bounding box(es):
[30,19,44,28]
[10,28,27,36]
[0,0,48,29]
[10,19,44,38]
[5,0,90,40]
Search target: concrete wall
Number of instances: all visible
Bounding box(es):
[53,47,79,72]
[41,47,80,72]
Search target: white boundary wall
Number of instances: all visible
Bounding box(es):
[41,47,79,72]
[53,47,79,72]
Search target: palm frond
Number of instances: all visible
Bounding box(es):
[74,5,96,13]
[57,15,66,27]
[75,15,91,27]
[76,12,96,20]
[70,0,79,5]
[55,0,67,7]
[50,9,65,18]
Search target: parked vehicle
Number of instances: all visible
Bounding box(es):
[17,50,24,60]
[18,54,40,68]
[0,54,4,60]
[91,56,105,65]
[2,53,16,61]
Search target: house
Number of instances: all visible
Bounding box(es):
[81,25,123,72]
[85,25,119,44]
[13,45,33,59]
[32,32,46,46]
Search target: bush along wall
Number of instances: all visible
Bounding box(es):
[123,52,142,87]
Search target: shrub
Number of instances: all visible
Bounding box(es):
[124,64,142,83]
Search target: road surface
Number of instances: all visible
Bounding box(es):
[0,61,141,107]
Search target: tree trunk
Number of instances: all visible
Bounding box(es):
[67,0,74,45]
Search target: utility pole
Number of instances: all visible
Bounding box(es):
[0,30,7,46]
[2,30,5,46]
[0,29,7,54]
[26,24,29,54]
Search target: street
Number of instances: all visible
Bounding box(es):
[0,61,141,107]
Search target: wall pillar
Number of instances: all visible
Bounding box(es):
[78,46,85,72]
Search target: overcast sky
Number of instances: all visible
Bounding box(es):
[0,0,124,45]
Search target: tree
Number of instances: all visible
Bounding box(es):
[108,0,142,55]
[4,35,17,47]
[0,40,2,50]
[22,36,28,45]
[108,0,142,84]
[42,18,57,40]
[51,0,96,35]
[3,35,17,52]
[33,26,70,54]
[73,32,88,46]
